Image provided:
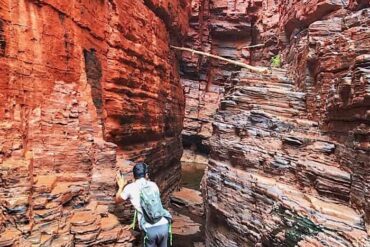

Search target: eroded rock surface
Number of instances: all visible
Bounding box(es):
[205,69,369,246]
[0,0,189,245]
[180,0,251,150]
[177,1,370,246]
[179,0,281,155]
[171,187,204,217]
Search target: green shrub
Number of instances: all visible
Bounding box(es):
[271,54,282,68]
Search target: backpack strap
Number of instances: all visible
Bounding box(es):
[131,210,137,230]
[143,234,149,247]
[169,223,173,246]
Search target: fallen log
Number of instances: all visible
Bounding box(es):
[170,45,271,74]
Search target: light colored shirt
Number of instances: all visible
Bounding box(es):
[121,178,168,230]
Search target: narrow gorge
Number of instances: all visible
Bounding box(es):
[0,0,369,247]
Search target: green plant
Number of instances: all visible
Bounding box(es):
[271,54,282,68]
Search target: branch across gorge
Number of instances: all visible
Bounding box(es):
[170,45,271,74]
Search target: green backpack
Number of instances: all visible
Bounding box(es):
[139,182,172,225]
[130,182,173,246]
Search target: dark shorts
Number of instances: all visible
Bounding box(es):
[144,223,169,247]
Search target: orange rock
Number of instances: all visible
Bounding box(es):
[70,211,98,227]
[34,175,58,193]
[100,213,120,231]
[0,227,20,246]
[0,0,189,245]
[172,211,201,236]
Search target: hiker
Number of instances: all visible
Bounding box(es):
[115,162,172,247]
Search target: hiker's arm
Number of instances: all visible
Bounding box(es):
[115,173,127,203]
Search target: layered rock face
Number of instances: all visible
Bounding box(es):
[180,0,280,153]
[0,0,189,245]
[206,68,369,246]
[177,0,370,246]
[284,2,370,226]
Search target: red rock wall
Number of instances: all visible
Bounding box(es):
[0,0,189,245]
[176,1,370,246]
[283,3,370,238]
[179,0,281,153]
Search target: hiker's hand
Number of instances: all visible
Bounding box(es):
[116,172,127,189]
[122,225,131,231]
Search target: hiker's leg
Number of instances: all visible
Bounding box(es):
[143,231,156,247]
[156,224,169,247]
[145,225,168,247]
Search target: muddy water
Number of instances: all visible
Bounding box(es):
[180,162,207,191]
[171,162,207,247]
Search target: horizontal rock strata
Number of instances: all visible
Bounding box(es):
[0,0,190,245]
[179,0,281,154]
[205,68,369,246]
[179,2,370,246]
